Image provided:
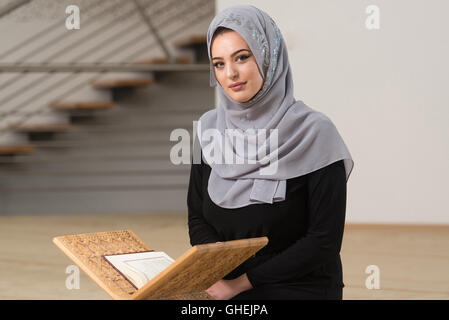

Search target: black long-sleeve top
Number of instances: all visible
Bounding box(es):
[187,151,347,299]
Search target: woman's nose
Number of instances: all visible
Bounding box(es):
[226,64,238,80]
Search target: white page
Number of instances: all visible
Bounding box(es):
[123,254,174,282]
[104,251,174,288]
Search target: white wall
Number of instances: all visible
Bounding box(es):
[216,0,449,224]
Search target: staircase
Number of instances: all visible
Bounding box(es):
[0,0,214,215]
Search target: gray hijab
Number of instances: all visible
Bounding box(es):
[196,5,354,209]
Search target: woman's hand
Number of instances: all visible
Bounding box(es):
[205,273,253,300]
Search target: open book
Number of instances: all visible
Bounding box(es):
[53,230,268,300]
[103,251,175,289]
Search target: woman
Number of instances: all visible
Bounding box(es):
[187,5,354,300]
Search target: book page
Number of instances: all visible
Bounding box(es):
[104,251,174,289]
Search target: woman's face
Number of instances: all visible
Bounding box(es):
[211,30,264,103]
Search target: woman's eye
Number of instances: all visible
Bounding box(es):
[237,55,250,61]
[213,55,250,68]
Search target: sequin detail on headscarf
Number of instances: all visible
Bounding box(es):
[263,17,282,91]
[222,14,269,71]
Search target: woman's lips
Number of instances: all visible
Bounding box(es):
[229,82,246,92]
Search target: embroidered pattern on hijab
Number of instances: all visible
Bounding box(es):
[195,5,354,209]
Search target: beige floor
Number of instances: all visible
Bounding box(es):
[0,214,448,300]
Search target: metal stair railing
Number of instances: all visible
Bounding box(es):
[0,0,147,91]
[0,0,213,137]
[0,0,206,103]
[132,0,172,63]
[0,0,210,118]
[0,0,32,18]
[0,0,103,61]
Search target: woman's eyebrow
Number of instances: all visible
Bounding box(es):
[212,49,250,60]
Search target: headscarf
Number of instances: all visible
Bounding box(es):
[195,5,354,209]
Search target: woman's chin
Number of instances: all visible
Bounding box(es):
[228,92,251,103]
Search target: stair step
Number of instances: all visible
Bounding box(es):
[134,56,192,64]
[91,78,156,89]
[50,101,114,111]
[13,123,75,133]
[174,35,208,63]
[0,145,35,155]
[174,35,207,48]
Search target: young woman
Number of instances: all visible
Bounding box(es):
[187,5,354,300]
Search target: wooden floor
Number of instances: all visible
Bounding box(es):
[0,214,448,300]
